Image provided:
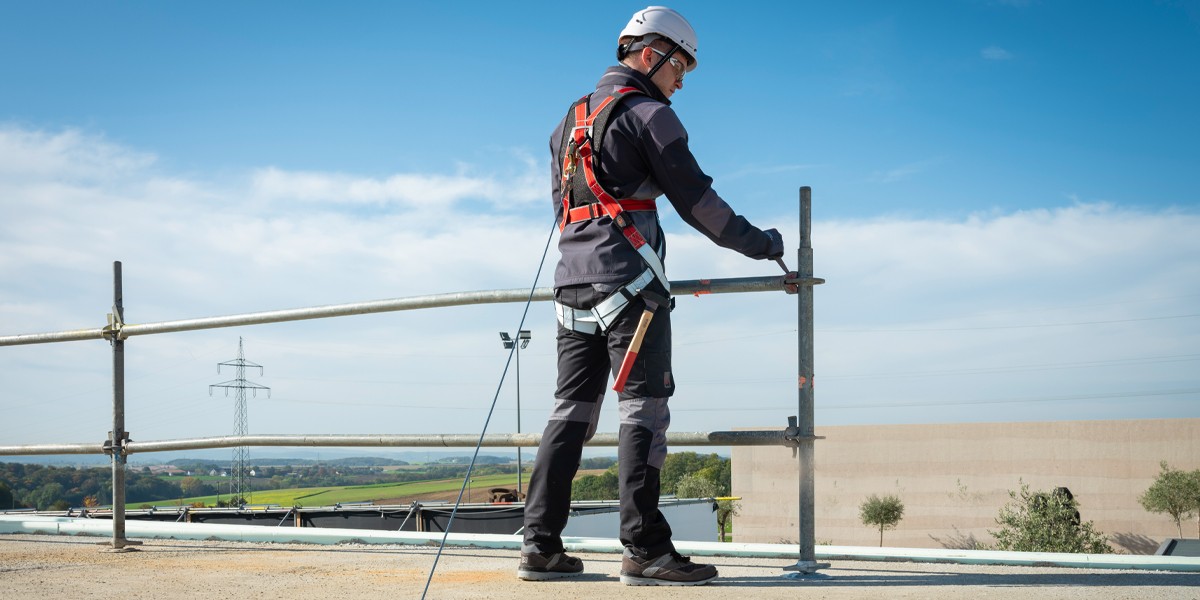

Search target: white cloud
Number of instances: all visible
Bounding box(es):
[249,152,542,211]
[250,166,539,209]
[0,126,156,181]
[982,46,1014,60]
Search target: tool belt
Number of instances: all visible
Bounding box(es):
[555,268,659,335]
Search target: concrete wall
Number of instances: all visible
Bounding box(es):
[732,418,1200,553]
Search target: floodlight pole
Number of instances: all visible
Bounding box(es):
[500,330,532,495]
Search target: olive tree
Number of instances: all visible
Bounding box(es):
[859,494,905,547]
[1139,462,1200,538]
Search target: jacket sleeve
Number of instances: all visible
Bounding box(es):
[638,106,783,260]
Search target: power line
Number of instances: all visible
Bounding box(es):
[673,313,1199,344]
[809,353,1200,381]
[664,388,1200,411]
[820,313,1200,334]
[679,353,1200,384]
[822,388,1200,410]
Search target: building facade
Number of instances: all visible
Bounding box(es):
[732,418,1199,553]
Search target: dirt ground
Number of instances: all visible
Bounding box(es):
[1,533,1196,600]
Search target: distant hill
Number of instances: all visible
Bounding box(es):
[434,455,510,465]
[168,456,409,469]
[8,450,620,468]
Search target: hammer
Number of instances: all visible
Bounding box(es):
[612,308,654,393]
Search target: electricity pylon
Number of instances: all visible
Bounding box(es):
[209,337,269,506]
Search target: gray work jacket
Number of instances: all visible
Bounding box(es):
[551,65,781,290]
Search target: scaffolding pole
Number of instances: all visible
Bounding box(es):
[785,186,829,575]
[104,261,135,551]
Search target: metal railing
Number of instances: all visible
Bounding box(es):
[0,187,824,571]
[0,430,809,457]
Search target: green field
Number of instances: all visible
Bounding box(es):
[164,472,529,508]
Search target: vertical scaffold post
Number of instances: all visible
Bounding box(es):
[786,186,828,575]
[107,261,134,551]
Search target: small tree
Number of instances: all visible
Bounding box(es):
[990,483,1110,553]
[1139,462,1200,538]
[179,476,214,499]
[676,472,740,542]
[859,494,904,547]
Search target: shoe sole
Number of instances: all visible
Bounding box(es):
[620,573,717,586]
[517,569,584,581]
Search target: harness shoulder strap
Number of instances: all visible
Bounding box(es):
[589,86,640,170]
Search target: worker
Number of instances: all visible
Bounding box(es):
[518,6,784,586]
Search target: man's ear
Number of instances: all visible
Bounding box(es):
[638,46,656,68]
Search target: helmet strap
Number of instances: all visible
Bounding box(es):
[645,43,682,80]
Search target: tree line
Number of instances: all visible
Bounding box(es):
[572,452,731,501]
[0,463,180,510]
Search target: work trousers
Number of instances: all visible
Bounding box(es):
[522,284,676,559]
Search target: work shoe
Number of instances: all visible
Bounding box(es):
[620,550,718,586]
[517,552,584,581]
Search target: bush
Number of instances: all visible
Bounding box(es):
[990,484,1110,553]
[660,452,729,496]
[676,472,740,542]
[0,482,14,509]
[571,465,618,501]
[859,494,904,547]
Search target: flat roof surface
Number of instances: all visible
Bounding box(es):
[1,533,1196,599]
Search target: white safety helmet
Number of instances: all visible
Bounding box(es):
[618,6,698,72]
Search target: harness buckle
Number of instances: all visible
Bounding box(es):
[571,124,593,142]
[564,140,579,175]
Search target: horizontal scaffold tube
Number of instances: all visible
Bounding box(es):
[0,274,823,347]
[0,443,108,456]
[0,430,811,456]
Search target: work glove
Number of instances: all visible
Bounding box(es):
[750,228,785,260]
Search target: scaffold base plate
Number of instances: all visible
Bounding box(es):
[783,561,831,577]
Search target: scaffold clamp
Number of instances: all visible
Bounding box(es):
[102,431,131,456]
[784,416,802,448]
[103,308,125,342]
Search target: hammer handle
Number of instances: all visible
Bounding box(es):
[612,309,655,393]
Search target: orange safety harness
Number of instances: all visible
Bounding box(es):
[558,87,669,295]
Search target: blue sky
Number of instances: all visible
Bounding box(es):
[1,2,1198,454]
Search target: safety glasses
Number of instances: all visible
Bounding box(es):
[649,47,687,80]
